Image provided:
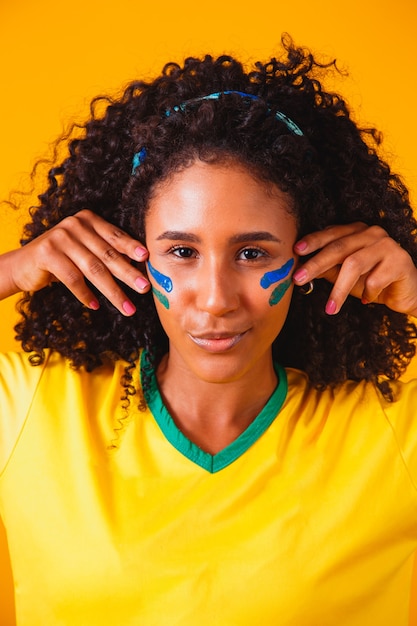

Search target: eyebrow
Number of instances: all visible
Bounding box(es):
[156,231,199,242]
[156,231,282,244]
[229,232,282,244]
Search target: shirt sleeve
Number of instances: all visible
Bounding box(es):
[0,351,46,475]
[381,377,417,493]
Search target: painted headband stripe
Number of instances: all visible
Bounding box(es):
[132,90,303,174]
[164,91,304,137]
[131,147,147,175]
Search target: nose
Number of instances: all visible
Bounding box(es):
[195,261,240,317]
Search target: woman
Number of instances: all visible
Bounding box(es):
[1,37,417,624]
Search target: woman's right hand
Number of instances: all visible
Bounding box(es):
[0,209,150,316]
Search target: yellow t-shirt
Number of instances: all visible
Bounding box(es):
[0,349,417,625]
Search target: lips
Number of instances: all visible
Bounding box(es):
[188,331,247,353]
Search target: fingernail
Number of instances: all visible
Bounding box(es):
[294,240,308,252]
[89,299,100,310]
[135,277,149,290]
[293,268,307,283]
[361,297,369,305]
[135,246,147,260]
[325,299,337,315]
[122,300,136,315]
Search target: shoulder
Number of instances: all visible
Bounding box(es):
[0,350,52,403]
[0,349,125,389]
[283,367,383,424]
[0,350,135,474]
[284,366,417,410]
[284,366,417,490]
[0,350,52,474]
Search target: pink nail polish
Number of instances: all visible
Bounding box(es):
[295,241,308,252]
[135,246,147,259]
[89,300,100,310]
[122,301,136,315]
[325,299,337,315]
[135,277,149,290]
[293,268,307,283]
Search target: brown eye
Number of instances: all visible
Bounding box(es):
[239,248,265,261]
[172,246,195,258]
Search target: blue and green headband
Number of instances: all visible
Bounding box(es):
[131,90,303,175]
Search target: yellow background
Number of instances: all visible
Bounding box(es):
[0,0,416,623]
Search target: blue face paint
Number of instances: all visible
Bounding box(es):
[147,261,173,293]
[260,258,295,289]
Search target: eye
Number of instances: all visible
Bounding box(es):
[170,245,196,258]
[238,247,268,261]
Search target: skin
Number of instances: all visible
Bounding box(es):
[146,260,172,308]
[144,161,298,451]
[0,211,151,316]
[293,223,417,316]
[260,258,295,306]
[2,197,417,320]
[1,159,417,451]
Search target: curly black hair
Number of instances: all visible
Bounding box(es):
[13,34,417,401]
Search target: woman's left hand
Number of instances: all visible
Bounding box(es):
[292,222,417,317]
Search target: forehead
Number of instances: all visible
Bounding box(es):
[145,160,297,236]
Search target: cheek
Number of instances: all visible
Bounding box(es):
[147,260,173,292]
[267,277,293,306]
[152,287,170,309]
[260,258,294,289]
[260,258,295,308]
[147,260,173,309]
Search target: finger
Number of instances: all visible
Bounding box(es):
[51,215,151,295]
[294,223,370,257]
[36,232,143,316]
[293,225,389,284]
[41,254,102,311]
[51,252,138,316]
[83,243,150,295]
[323,261,374,315]
[361,246,417,310]
[75,210,148,262]
[323,239,412,314]
[326,264,397,315]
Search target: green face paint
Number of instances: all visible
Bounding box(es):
[152,286,170,309]
[268,277,292,306]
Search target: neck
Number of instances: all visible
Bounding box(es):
[155,350,278,454]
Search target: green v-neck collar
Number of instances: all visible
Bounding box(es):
[141,352,288,474]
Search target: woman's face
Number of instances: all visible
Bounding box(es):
[145,159,298,384]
